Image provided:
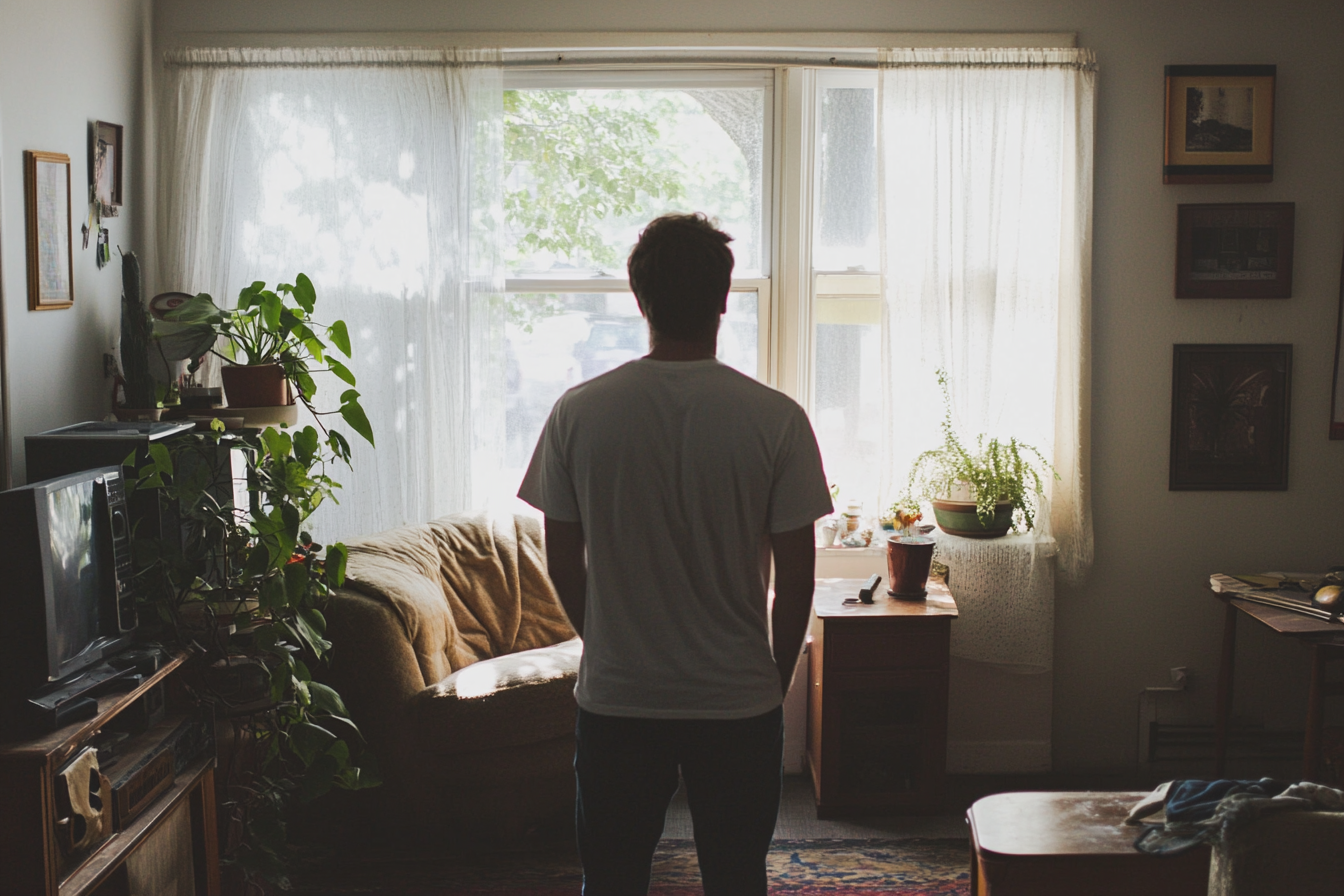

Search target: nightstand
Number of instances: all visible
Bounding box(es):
[806,577,957,817]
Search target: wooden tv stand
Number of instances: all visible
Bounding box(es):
[0,652,220,896]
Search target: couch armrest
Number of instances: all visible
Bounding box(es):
[324,587,427,749]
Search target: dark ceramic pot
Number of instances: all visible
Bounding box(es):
[886,534,935,600]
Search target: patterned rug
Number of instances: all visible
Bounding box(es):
[292,838,970,895]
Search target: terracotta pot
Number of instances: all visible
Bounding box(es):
[931,498,1013,538]
[221,363,288,408]
[886,535,935,600]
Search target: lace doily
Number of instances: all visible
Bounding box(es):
[934,531,1057,673]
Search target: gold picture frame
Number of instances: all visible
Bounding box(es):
[1164,65,1276,184]
[24,150,74,311]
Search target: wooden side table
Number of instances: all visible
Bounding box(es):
[1210,593,1344,779]
[805,577,957,817]
[967,791,1209,896]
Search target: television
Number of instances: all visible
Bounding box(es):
[0,466,137,726]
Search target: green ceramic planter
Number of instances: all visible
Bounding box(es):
[931,499,1013,538]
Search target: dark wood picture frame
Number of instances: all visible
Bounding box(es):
[1170,344,1292,490]
[1164,65,1276,184]
[1176,202,1294,299]
[1330,236,1344,440]
[23,150,74,311]
[92,120,123,215]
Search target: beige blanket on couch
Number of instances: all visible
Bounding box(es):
[341,511,576,688]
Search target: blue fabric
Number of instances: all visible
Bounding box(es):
[1164,778,1288,823]
[574,706,784,896]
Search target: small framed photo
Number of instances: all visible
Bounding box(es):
[1164,65,1275,184]
[24,150,74,311]
[93,120,123,216]
[1170,344,1292,491]
[1176,202,1294,299]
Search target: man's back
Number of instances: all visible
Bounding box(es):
[520,357,828,719]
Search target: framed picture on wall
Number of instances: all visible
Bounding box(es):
[93,120,123,216]
[1164,65,1276,184]
[24,150,74,311]
[1170,344,1292,490]
[1176,203,1294,299]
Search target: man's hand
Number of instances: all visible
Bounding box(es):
[544,517,587,637]
[770,524,816,698]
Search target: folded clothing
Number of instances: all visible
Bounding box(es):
[1164,778,1289,822]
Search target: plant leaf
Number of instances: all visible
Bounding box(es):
[325,543,348,588]
[294,273,317,313]
[328,320,351,357]
[260,292,283,331]
[338,399,375,447]
[308,681,349,717]
[326,358,357,387]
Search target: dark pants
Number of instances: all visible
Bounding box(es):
[574,705,785,896]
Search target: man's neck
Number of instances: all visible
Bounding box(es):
[646,332,717,362]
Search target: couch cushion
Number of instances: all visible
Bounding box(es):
[411,638,582,755]
[341,511,576,688]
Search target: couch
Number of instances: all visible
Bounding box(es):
[324,511,581,840]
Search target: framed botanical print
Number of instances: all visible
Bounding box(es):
[1176,203,1294,299]
[1170,344,1292,490]
[24,150,74,311]
[1164,65,1276,184]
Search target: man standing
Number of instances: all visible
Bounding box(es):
[519,213,832,896]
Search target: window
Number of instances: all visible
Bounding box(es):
[497,70,773,507]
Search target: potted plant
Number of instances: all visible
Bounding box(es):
[115,251,171,420]
[906,370,1056,539]
[155,276,372,443]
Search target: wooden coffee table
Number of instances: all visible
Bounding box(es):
[967,792,1209,895]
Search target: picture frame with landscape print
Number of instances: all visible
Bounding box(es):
[1176,203,1293,299]
[1164,65,1275,184]
[24,151,74,311]
[1170,344,1292,491]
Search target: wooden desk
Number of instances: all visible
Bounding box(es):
[806,577,957,816]
[1212,593,1344,779]
[967,791,1209,896]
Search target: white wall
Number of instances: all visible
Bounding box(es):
[155,0,1344,773]
[1,0,148,485]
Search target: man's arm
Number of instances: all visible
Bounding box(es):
[544,517,587,637]
[770,524,817,698]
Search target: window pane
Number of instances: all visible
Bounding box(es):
[815,86,878,273]
[504,88,766,278]
[501,291,759,504]
[811,275,883,512]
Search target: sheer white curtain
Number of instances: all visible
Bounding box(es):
[158,47,504,542]
[877,47,1096,586]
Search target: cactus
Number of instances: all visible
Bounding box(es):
[119,251,157,408]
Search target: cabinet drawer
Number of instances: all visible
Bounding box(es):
[823,620,949,670]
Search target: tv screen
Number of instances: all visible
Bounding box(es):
[45,478,107,672]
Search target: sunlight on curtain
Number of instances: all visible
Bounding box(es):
[877,47,1096,586]
[158,47,504,543]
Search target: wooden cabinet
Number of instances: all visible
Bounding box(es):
[0,654,219,896]
[806,578,957,817]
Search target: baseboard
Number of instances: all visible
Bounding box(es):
[947,739,1051,773]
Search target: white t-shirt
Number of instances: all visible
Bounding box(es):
[518,358,832,719]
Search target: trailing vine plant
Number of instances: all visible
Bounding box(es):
[905,369,1058,532]
[129,274,379,888]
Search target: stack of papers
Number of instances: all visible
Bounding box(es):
[1209,572,1340,622]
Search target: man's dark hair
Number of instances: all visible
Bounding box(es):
[627,213,734,341]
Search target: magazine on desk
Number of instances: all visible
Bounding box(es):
[1209,572,1344,623]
